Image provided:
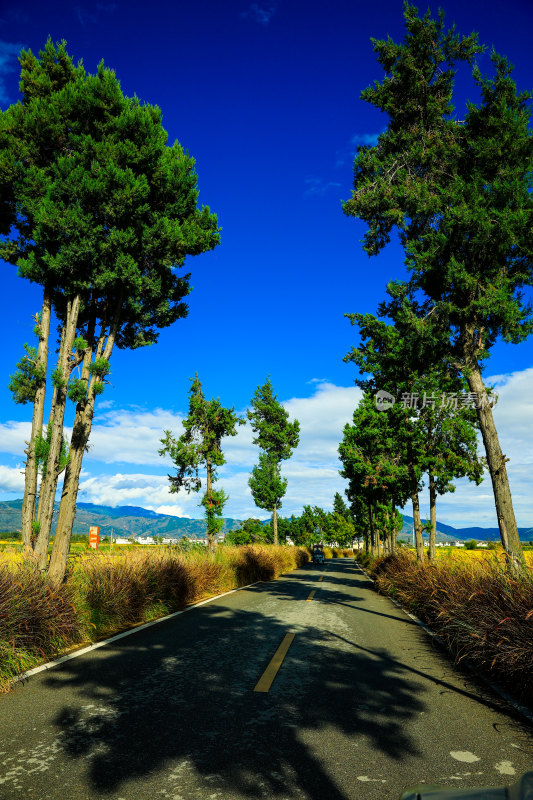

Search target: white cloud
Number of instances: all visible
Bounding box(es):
[151,505,188,518]
[77,472,194,515]
[88,407,186,465]
[0,465,25,494]
[0,421,32,455]
[413,367,533,528]
[1,371,532,527]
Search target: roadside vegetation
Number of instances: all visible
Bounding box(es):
[0,544,314,691]
[341,3,533,568]
[357,549,533,704]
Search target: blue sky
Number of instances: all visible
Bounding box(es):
[0,0,532,527]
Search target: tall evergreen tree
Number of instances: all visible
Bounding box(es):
[343,3,532,566]
[160,376,244,552]
[2,42,220,581]
[247,378,300,544]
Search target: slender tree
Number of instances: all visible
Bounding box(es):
[160,376,244,552]
[343,3,532,566]
[248,452,288,543]
[2,41,220,582]
[1,41,84,553]
[247,378,300,544]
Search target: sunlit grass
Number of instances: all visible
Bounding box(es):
[0,543,311,691]
[359,549,533,703]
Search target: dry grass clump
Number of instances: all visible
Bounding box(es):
[0,561,84,689]
[364,550,533,703]
[70,544,310,639]
[71,548,230,636]
[218,544,309,585]
[303,545,353,559]
[0,544,310,689]
[330,547,354,557]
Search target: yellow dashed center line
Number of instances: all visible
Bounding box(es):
[254,633,296,693]
[306,590,316,601]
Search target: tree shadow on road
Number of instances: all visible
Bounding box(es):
[39,580,427,799]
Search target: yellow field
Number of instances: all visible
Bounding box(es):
[433,546,533,566]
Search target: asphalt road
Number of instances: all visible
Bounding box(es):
[0,558,531,800]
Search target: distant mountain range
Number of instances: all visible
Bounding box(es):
[1,500,532,542]
[0,499,241,540]
[399,515,533,543]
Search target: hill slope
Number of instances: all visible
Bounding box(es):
[0,500,241,539]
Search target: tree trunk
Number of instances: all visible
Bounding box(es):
[406,430,424,563]
[272,504,278,546]
[462,338,523,568]
[48,316,117,585]
[204,455,216,553]
[384,509,391,555]
[391,504,397,554]
[368,502,378,556]
[428,474,437,563]
[34,295,81,569]
[411,488,425,563]
[21,289,51,553]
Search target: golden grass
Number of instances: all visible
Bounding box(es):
[0,544,310,691]
[359,549,533,703]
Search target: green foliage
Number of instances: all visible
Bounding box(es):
[73,336,88,352]
[249,453,287,513]
[464,540,478,550]
[0,531,22,541]
[343,1,533,425]
[160,376,244,542]
[2,38,220,576]
[34,422,69,479]
[51,368,66,391]
[225,518,270,546]
[247,379,299,532]
[32,312,42,338]
[2,39,221,347]
[330,512,356,547]
[333,492,350,520]
[8,344,45,405]
[67,378,88,404]
[248,378,300,461]
[339,393,411,510]
[89,358,111,379]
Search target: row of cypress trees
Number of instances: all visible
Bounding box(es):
[339,3,533,568]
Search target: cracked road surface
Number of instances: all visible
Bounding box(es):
[0,558,531,799]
